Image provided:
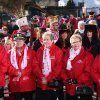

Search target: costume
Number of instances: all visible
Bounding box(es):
[91,55,100,97]
[61,47,94,100]
[35,43,63,100]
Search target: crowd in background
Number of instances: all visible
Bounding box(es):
[0,11,100,100]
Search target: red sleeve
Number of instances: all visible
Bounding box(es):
[78,53,94,84]
[46,49,63,82]
[59,50,69,82]
[91,55,100,86]
[32,50,43,79]
[2,52,18,76]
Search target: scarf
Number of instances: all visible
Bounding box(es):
[66,48,81,70]
[43,48,51,76]
[79,29,84,34]
[10,45,28,69]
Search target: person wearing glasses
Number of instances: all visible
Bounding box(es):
[61,34,94,100]
[91,41,100,100]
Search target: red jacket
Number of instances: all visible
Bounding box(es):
[91,55,100,96]
[61,47,94,96]
[0,45,18,86]
[8,45,42,92]
[35,43,63,90]
[0,45,5,86]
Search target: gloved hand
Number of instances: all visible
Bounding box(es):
[72,80,77,84]
[66,79,77,84]
[66,79,72,84]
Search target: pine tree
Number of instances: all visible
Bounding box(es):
[66,0,75,8]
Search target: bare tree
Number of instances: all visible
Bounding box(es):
[0,0,48,18]
[0,0,28,18]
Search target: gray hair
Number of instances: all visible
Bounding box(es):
[42,31,54,40]
[78,20,85,29]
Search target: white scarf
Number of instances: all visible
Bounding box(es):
[10,46,28,69]
[79,29,84,34]
[66,48,81,70]
[42,48,51,76]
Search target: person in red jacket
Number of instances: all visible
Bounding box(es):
[0,44,19,99]
[35,31,63,100]
[91,42,100,100]
[8,33,42,100]
[0,45,5,99]
[61,34,94,100]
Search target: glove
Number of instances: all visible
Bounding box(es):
[66,79,72,84]
[72,80,77,84]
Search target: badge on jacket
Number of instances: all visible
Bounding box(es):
[77,60,83,63]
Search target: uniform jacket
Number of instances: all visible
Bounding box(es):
[61,47,94,96]
[0,45,18,86]
[35,43,63,90]
[0,45,6,86]
[91,55,100,96]
[8,45,42,92]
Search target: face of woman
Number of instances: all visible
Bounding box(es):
[43,35,53,48]
[87,31,93,39]
[61,32,68,40]
[5,44,12,50]
[71,38,82,50]
[53,23,59,30]
[15,39,25,48]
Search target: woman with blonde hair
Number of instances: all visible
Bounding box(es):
[4,39,14,53]
[61,34,94,100]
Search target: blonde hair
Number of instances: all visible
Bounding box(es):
[5,39,14,48]
[70,34,82,44]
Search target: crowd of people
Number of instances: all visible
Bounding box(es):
[0,11,100,100]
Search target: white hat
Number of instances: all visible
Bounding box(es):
[16,17,28,28]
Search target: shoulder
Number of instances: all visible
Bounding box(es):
[83,48,94,59]
[28,47,36,55]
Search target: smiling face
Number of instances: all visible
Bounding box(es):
[70,34,82,50]
[43,35,53,48]
[61,32,68,40]
[15,39,25,48]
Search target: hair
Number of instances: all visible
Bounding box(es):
[5,39,14,48]
[78,21,85,29]
[34,27,41,39]
[42,31,54,40]
[70,34,82,44]
[83,29,98,49]
[56,29,71,49]
[2,26,8,31]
